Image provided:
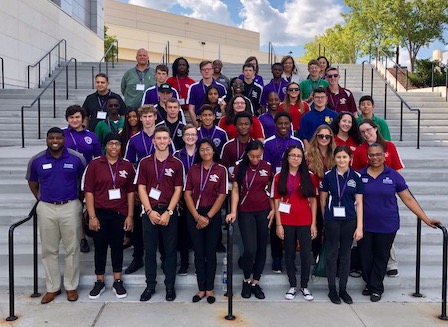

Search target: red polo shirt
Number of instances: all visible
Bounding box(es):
[334,135,359,153]
[82,155,136,216]
[279,102,310,131]
[352,141,404,171]
[218,116,265,140]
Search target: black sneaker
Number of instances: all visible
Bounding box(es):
[339,290,353,304]
[140,287,155,302]
[241,281,252,298]
[272,257,282,274]
[370,293,381,302]
[125,259,144,274]
[80,238,90,253]
[89,280,105,300]
[328,289,341,304]
[166,288,176,301]
[112,279,127,299]
[362,286,371,296]
[178,266,188,276]
[386,269,399,277]
[251,284,265,299]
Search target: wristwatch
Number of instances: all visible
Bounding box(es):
[166,209,174,216]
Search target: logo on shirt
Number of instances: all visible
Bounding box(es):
[84,136,92,145]
[259,169,268,177]
[251,91,258,98]
[213,138,222,147]
[362,178,368,183]
[325,116,333,124]
[281,86,287,94]
[119,170,128,179]
[63,163,74,169]
[165,168,174,177]
[339,98,347,105]
[177,129,182,137]
[382,177,393,184]
[347,179,356,188]
[209,174,219,182]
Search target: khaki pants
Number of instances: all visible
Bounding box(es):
[36,200,82,292]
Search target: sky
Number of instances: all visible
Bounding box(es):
[120,0,448,65]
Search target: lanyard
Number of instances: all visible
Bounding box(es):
[236,139,246,161]
[200,126,216,140]
[328,92,339,112]
[68,129,78,152]
[176,77,183,94]
[196,163,214,208]
[184,148,196,171]
[136,68,147,83]
[107,160,119,188]
[107,118,119,133]
[154,157,168,189]
[336,169,349,206]
[275,137,290,165]
[97,90,110,110]
[142,132,154,156]
[308,77,322,95]
[240,163,260,205]
[287,173,299,197]
[274,81,282,95]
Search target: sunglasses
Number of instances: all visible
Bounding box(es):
[317,134,332,140]
[287,88,300,92]
[326,74,339,79]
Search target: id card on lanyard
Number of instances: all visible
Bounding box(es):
[333,169,349,218]
[149,158,168,200]
[108,161,122,200]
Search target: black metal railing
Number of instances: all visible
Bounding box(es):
[375,49,410,91]
[225,222,235,320]
[160,41,170,65]
[27,39,67,89]
[361,60,421,149]
[431,61,448,102]
[21,58,77,148]
[91,40,119,89]
[6,203,40,322]
[0,56,4,89]
[268,42,278,66]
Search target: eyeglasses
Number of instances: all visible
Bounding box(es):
[233,83,244,87]
[360,127,374,135]
[234,101,246,105]
[106,141,121,147]
[317,134,332,140]
[367,153,384,158]
[199,147,213,153]
[326,74,339,79]
[314,96,327,100]
[183,133,198,138]
[287,88,300,92]
[288,154,303,159]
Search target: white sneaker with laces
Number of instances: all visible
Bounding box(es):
[285,287,297,300]
[301,288,314,301]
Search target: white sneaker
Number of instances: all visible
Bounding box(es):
[285,287,297,300]
[301,288,314,301]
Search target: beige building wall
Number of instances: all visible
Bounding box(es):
[104,0,269,64]
[0,0,103,88]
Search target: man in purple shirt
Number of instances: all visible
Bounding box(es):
[186,60,226,127]
[197,105,228,155]
[263,112,303,173]
[141,64,179,106]
[258,91,281,138]
[260,63,289,111]
[26,127,86,304]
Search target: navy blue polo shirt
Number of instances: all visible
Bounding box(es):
[359,165,408,233]
[321,166,364,221]
[298,106,338,141]
[26,148,86,202]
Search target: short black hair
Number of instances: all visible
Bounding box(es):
[47,127,64,136]
[359,95,374,105]
[234,111,253,125]
[274,111,292,123]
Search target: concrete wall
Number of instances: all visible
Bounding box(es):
[104,0,268,64]
[0,0,103,88]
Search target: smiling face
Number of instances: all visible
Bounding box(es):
[105,140,121,158]
[308,64,320,78]
[136,49,149,66]
[335,149,351,170]
[283,58,294,74]
[46,132,65,153]
[318,58,328,72]
[67,112,83,130]
[95,76,109,94]
[232,78,244,94]
[338,114,353,133]
[152,131,171,152]
[325,69,340,86]
[287,147,303,169]
[287,83,300,100]
[316,127,332,146]
[276,116,291,137]
[199,141,215,162]
[359,123,378,144]
[267,92,280,111]
[367,145,385,168]
[127,111,139,127]
[200,109,215,128]
[182,127,198,146]
[233,96,247,113]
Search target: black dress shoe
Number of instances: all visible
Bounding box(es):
[125,259,144,274]
[206,295,216,304]
[140,287,155,301]
[80,238,90,253]
[192,294,205,303]
[166,288,176,301]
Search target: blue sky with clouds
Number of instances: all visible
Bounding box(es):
[119,0,447,64]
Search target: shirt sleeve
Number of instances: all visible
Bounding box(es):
[251,118,265,139]
[321,173,330,192]
[82,162,95,193]
[388,143,404,170]
[218,166,228,195]
[394,170,408,193]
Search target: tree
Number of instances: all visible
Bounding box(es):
[104,26,118,62]
[344,0,448,72]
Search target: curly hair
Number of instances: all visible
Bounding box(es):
[306,125,336,178]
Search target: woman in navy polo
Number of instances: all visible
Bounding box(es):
[184,138,228,304]
[320,145,364,304]
[226,140,274,300]
[358,143,440,302]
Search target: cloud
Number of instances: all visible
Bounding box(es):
[239,0,344,47]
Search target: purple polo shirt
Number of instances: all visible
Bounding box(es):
[186,80,227,114]
[359,165,408,233]
[174,148,199,173]
[124,130,176,164]
[263,135,303,171]
[63,126,102,163]
[141,86,179,106]
[197,125,228,155]
[260,79,289,105]
[238,74,265,87]
[258,113,277,138]
[26,147,86,202]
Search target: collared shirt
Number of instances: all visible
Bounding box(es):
[238,74,264,87]
[258,112,277,138]
[82,155,136,216]
[321,166,364,221]
[356,114,391,141]
[299,106,338,141]
[166,75,196,110]
[279,102,310,131]
[197,125,228,155]
[63,126,102,163]
[82,91,127,132]
[300,78,329,101]
[26,148,86,202]
[141,85,180,106]
[186,80,227,114]
[135,154,184,207]
[326,86,357,114]
[334,135,359,152]
[124,131,155,164]
[360,165,408,233]
[121,66,156,108]
[173,147,199,174]
[260,78,290,105]
[218,116,265,140]
[95,117,125,149]
[352,141,404,171]
[263,135,304,172]
[220,138,252,172]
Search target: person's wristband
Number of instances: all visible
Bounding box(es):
[146,209,153,216]
[206,214,211,220]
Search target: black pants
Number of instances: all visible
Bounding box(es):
[270,224,283,260]
[92,209,125,275]
[238,210,269,281]
[187,207,221,291]
[283,225,312,288]
[312,209,324,260]
[324,219,357,291]
[131,204,144,260]
[358,231,396,295]
[142,207,178,289]
[177,204,191,267]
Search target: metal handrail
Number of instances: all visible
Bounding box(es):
[376,49,410,91]
[27,39,67,89]
[0,56,4,88]
[91,40,119,89]
[268,42,278,66]
[21,58,78,148]
[361,60,421,149]
[6,202,40,322]
[431,60,448,102]
[225,223,235,320]
[160,41,170,65]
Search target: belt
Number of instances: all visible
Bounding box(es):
[45,200,72,205]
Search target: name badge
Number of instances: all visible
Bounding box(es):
[108,188,121,200]
[179,98,186,105]
[136,84,145,91]
[279,202,291,214]
[97,111,107,119]
[149,187,161,200]
[276,167,281,174]
[228,166,235,175]
[42,163,52,169]
[333,206,346,218]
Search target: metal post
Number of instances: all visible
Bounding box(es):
[75,59,78,89]
[21,106,25,148]
[413,219,422,297]
[399,102,403,141]
[417,110,420,149]
[445,68,448,102]
[384,83,387,120]
[27,66,30,89]
[58,44,61,67]
[1,57,4,89]
[432,62,435,92]
[38,99,41,139]
[48,55,51,78]
[6,227,18,321]
[225,223,235,321]
[53,81,56,118]
[91,66,95,89]
[406,70,409,91]
[38,63,41,88]
[395,65,398,90]
[370,68,373,97]
[66,64,69,100]
[32,211,40,297]
[344,69,347,88]
[361,63,365,92]
[438,224,448,320]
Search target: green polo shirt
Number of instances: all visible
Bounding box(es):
[357,114,391,141]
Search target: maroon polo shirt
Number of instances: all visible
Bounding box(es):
[83,155,136,216]
[135,154,184,207]
[185,162,228,208]
[232,160,272,212]
[220,138,252,170]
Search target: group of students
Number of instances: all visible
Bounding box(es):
[29,53,441,306]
